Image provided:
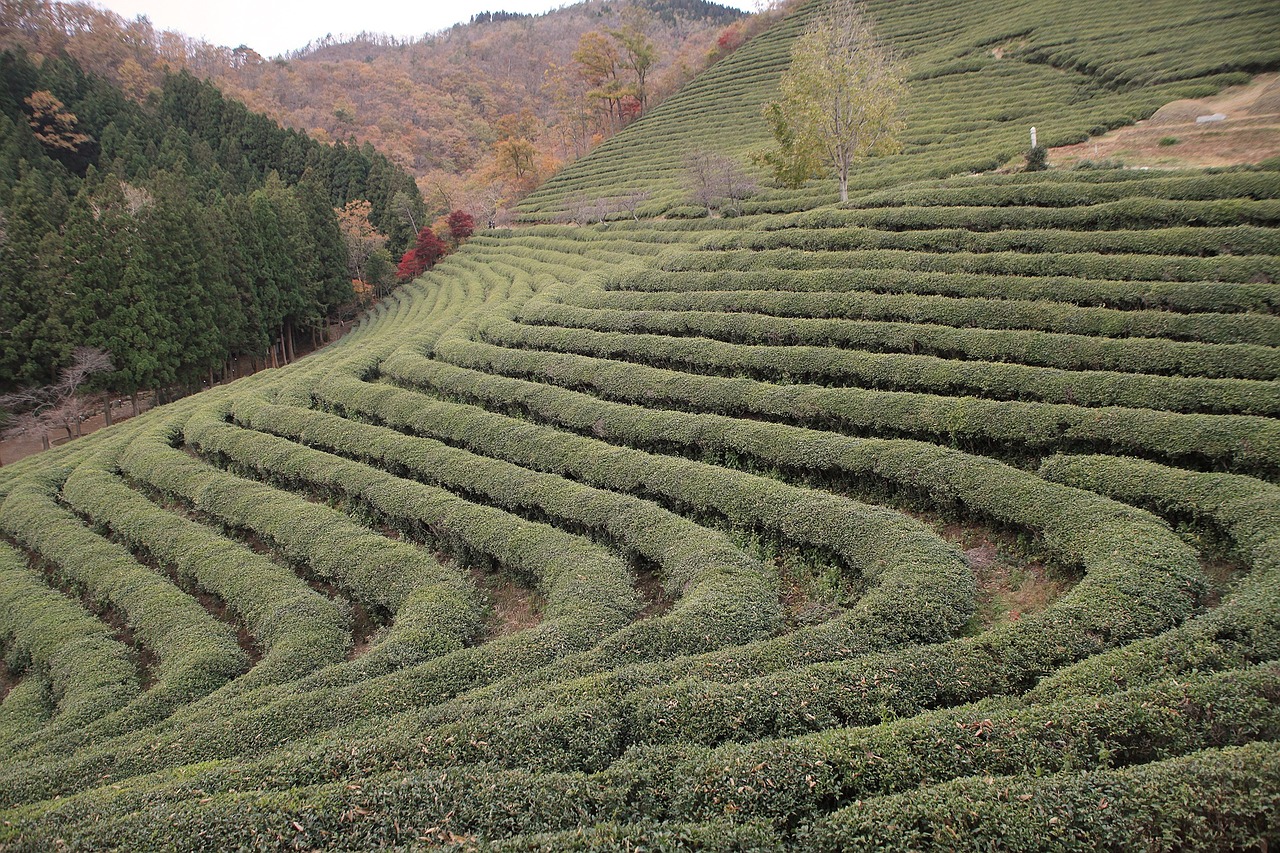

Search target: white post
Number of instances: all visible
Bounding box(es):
[1030,126,1038,148]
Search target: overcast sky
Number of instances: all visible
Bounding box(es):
[75,0,761,58]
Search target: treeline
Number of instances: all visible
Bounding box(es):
[0,50,426,399]
[469,11,530,26]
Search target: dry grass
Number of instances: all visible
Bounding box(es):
[1049,73,1280,169]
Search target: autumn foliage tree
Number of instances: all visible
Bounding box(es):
[336,199,389,296]
[762,0,905,202]
[397,226,449,282]
[446,209,474,244]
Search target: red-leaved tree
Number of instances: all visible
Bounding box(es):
[397,226,449,282]
[446,209,475,244]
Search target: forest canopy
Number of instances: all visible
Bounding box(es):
[0,49,426,398]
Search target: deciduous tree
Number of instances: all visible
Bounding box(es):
[611,8,657,113]
[763,0,905,202]
[336,199,387,287]
[685,151,756,216]
[396,225,448,282]
[23,90,90,153]
[446,209,474,244]
[0,346,113,450]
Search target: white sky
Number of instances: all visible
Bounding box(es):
[75,0,761,58]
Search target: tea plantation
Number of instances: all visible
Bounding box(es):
[1,0,1279,848]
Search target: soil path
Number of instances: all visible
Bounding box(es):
[1050,73,1280,169]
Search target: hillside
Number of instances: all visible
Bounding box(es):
[0,0,754,210]
[0,51,424,400]
[212,0,749,181]
[519,0,1280,217]
[1,0,1279,848]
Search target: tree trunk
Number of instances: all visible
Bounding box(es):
[103,396,113,427]
[130,390,139,417]
[285,320,296,363]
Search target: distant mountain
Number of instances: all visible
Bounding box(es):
[0,0,755,212]
[213,0,751,197]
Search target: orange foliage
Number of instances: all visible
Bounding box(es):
[0,0,749,208]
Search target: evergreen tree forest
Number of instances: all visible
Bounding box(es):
[0,49,426,400]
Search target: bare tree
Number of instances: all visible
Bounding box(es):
[685,151,757,216]
[566,192,605,225]
[617,189,652,220]
[1,346,114,452]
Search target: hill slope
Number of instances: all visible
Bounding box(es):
[1,0,1279,848]
[519,0,1280,217]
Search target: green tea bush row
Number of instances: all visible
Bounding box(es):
[0,476,247,709]
[311,370,973,670]
[1028,455,1280,702]
[235,430,1200,776]
[61,461,351,688]
[233,396,783,662]
[705,224,1280,259]
[0,543,137,736]
[804,741,1280,851]
[847,170,1280,210]
[611,265,1280,315]
[429,333,1280,475]
[198,411,640,625]
[118,415,482,666]
[662,243,1280,287]
[525,300,1280,380]
[769,197,1280,234]
[34,665,1276,847]
[489,316,1280,416]
[374,353,1207,747]
[588,280,1280,346]
[0,678,51,749]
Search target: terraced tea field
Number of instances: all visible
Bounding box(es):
[2,0,1279,848]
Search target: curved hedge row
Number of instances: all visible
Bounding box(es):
[2,0,1279,843]
[846,171,1280,210]
[428,331,1280,475]
[611,265,1280,315]
[1028,455,1280,703]
[569,282,1280,346]
[119,412,482,667]
[308,372,974,678]
[492,315,1280,415]
[0,543,137,739]
[60,458,351,688]
[704,224,1280,259]
[233,397,786,662]
[21,666,1278,849]
[525,299,1280,380]
[805,741,1280,851]
[0,475,247,712]
[769,197,1280,234]
[659,244,1280,288]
